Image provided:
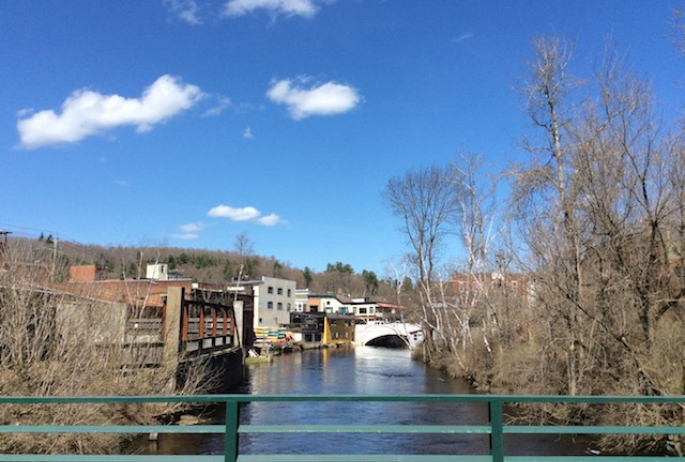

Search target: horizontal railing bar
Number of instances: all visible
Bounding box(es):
[237,456,492,462]
[240,424,492,434]
[505,425,685,435]
[6,423,683,436]
[0,425,225,434]
[0,395,228,404]
[1,394,685,405]
[0,456,224,462]
[505,458,685,462]
[0,456,682,462]
[2,395,685,461]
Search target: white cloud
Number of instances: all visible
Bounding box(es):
[455,32,473,44]
[172,222,206,240]
[208,205,261,221]
[266,77,360,120]
[208,204,283,226]
[164,0,202,25]
[203,96,231,116]
[17,75,204,149]
[243,127,254,139]
[223,0,330,18]
[256,213,281,226]
[179,222,207,233]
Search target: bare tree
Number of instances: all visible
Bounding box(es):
[234,232,254,282]
[384,164,462,289]
[384,163,464,361]
[514,36,587,396]
[508,35,685,453]
[383,255,412,309]
[0,241,211,454]
[451,153,502,369]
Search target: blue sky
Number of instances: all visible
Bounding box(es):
[1,1,683,275]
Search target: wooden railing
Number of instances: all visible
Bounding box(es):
[126,318,163,340]
[180,299,236,355]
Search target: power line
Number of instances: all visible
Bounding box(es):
[0,222,68,241]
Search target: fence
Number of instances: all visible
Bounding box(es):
[180,299,236,355]
[0,394,685,461]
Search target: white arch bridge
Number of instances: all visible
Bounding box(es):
[354,321,424,349]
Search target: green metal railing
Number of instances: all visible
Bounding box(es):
[0,394,685,461]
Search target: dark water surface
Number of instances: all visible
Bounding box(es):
[138,347,588,458]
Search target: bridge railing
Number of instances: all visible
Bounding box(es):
[1,394,685,461]
[180,299,236,355]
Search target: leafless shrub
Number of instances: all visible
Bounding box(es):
[0,241,213,454]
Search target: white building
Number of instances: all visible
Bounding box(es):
[294,289,310,312]
[146,263,168,280]
[295,292,350,315]
[317,295,349,314]
[347,298,402,322]
[252,276,296,328]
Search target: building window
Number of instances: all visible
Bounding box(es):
[277,302,283,310]
[268,286,274,294]
[359,307,367,314]
[287,303,291,311]
[287,289,291,297]
[277,288,283,295]
[267,301,274,309]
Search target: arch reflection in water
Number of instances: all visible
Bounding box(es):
[238,347,488,457]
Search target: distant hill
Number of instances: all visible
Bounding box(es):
[4,236,400,302]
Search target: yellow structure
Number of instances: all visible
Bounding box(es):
[322,316,355,346]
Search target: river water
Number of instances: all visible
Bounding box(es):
[138,346,588,458]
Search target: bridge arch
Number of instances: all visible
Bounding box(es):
[364,334,409,348]
[355,322,423,349]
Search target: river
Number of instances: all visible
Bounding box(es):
[137,346,589,458]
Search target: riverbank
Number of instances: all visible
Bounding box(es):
[247,337,354,363]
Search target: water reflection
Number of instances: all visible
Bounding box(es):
[237,347,489,457]
[136,347,588,457]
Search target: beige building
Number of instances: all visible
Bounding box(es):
[251,276,296,327]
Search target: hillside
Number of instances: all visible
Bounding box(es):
[5,236,400,302]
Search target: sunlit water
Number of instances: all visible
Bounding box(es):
[137,347,588,457]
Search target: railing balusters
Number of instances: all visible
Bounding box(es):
[224,399,239,462]
[488,399,504,462]
[1,395,685,460]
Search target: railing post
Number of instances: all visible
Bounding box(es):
[488,399,504,462]
[182,304,189,342]
[164,287,184,363]
[224,399,240,462]
[199,306,205,340]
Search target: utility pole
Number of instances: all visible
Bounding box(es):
[51,237,58,282]
[0,230,11,267]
